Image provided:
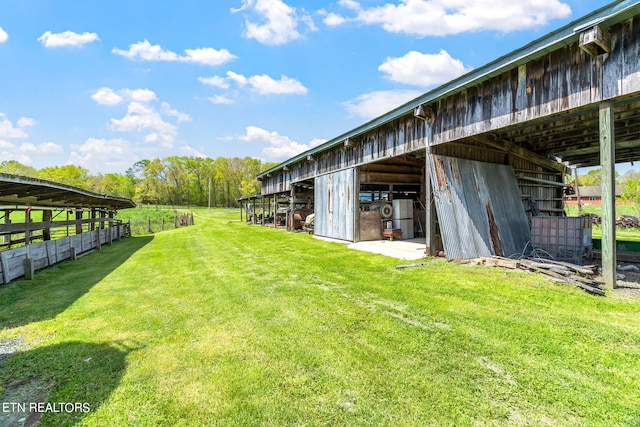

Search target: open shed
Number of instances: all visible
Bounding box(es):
[0,173,135,284]
[254,0,640,289]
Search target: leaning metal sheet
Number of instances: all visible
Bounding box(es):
[429,155,531,260]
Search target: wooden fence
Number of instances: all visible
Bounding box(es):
[0,222,129,284]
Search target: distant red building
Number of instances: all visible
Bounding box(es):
[564,185,624,206]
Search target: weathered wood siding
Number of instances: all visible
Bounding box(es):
[261,117,428,195]
[431,18,640,145]
[0,226,127,284]
[314,169,357,241]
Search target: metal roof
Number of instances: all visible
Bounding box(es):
[0,173,136,210]
[258,0,640,179]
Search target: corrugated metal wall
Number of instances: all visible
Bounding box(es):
[429,154,531,259]
[314,169,356,241]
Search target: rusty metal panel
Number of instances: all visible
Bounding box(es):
[314,168,355,241]
[429,155,530,260]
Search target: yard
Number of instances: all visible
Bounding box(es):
[1,208,639,426]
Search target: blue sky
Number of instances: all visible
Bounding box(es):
[0,0,614,174]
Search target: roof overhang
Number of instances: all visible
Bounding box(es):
[0,173,136,210]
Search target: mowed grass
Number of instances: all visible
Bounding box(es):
[1,209,639,426]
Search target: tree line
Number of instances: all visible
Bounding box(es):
[0,157,279,208]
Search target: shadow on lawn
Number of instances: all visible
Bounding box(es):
[0,340,143,426]
[0,236,153,329]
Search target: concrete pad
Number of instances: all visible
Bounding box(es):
[348,238,428,260]
[313,235,428,260]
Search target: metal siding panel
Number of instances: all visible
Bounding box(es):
[429,155,531,260]
[314,169,355,241]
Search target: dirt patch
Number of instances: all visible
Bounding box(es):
[0,337,51,427]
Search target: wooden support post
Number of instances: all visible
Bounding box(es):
[75,210,83,235]
[4,210,11,247]
[24,258,34,280]
[70,246,77,261]
[43,210,52,241]
[600,100,616,290]
[96,228,102,251]
[24,208,32,246]
[424,123,437,256]
[573,166,583,215]
[91,208,96,231]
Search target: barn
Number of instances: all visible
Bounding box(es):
[253,0,640,289]
[0,173,135,283]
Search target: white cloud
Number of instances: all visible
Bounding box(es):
[110,102,179,148]
[161,102,191,122]
[19,142,37,152]
[0,27,8,43]
[201,71,307,95]
[37,141,64,153]
[0,116,30,139]
[208,95,234,105]
[248,74,308,95]
[233,125,316,159]
[92,88,189,149]
[226,71,249,87]
[343,90,422,120]
[180,145,207,158]
[121,88,157,103]
[112,40,236,66]
[69,138,132,172]
[379,50,472,87]
[17,117,37,128]
[38,30,99,47]
[92,87,158,105]
[198,76,230,88]
[0,140,15,149]
[233,0,315,45]
[322,12,347,27]
[92,87,124,106]
[331,0,572,36]
[0,151,30,164]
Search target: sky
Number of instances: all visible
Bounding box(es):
[0,0,619,174]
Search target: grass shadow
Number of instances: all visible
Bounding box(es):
[0,236,153,329]
[0,340,142,426]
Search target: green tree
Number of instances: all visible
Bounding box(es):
[621,177,640,215]
[36,165,90,188]
[0,160,37,176]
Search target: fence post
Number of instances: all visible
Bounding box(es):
[147,216,151,233]
[23,258,34,280]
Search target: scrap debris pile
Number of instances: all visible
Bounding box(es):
[456,256,605,296]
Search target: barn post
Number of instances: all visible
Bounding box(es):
[25,207,32,245]
[424,121,436,256]
[4,209,11,247]
[600,100,616,290]
[75,209,83,235]
[43,209,52,241]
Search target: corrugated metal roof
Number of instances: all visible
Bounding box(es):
[0,173,136,210]
[258,0,640,179]
[429,155,531,260]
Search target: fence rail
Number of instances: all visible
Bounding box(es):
[0,222,129,284]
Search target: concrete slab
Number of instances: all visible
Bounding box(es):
[348,238,428,260]
[313,235,428,260]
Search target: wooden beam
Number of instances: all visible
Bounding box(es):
[470,134,567,173]
[600,100,616,290]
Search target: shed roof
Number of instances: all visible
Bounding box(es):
[0,173,136,210]
[258,0,640,179]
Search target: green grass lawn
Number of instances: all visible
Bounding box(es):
[1,208,639,426]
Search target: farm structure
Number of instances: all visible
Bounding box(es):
[564,184,624,205]
[0,173,135,284]
[248,0,640,290]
